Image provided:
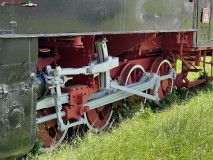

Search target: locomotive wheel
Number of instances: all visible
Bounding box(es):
[150,58,173,101]
[84,104,113,133]
[120,63,147,103]
[37,107,68,151]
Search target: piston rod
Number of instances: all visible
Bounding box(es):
[37,111,66,124]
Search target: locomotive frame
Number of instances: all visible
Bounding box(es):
[1,0,213,159]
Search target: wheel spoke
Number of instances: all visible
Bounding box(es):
[161,64,165,75]
[128,76,133,84]
[132,69,137,83]
[136,71,142,81]
[158,85,165,100]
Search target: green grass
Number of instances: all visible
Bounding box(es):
[37,89,213,160]
[36,57,213,160]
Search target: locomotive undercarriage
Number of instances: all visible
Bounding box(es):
[1,0,213,158]
[35,32,213,148]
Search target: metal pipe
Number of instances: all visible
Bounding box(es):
[37,93,69,110]
[62,118,86,130]
[37,111,66,124]
[110,82,158,101]
[203,50,206,74]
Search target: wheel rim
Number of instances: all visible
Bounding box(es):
[150,58,173,101]
[37,107,68,151]
[84,104,113,132]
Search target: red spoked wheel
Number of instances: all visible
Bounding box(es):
[37,107,68,152]
[120,63,147,104]
[150,57,173,101]
[84,104,113,132]
[117,63,147,118]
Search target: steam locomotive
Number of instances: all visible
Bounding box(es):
[1,0,213,159]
